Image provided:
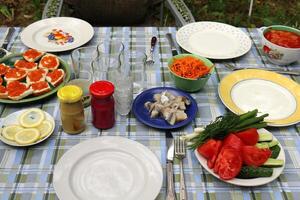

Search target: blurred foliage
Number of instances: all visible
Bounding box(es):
[183,0,300,29]
[0,0,46,26]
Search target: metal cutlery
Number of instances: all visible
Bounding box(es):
[146,36,157,65]
[166,131,176,200]
[1,27,15,50]
[175,134,187,200]
[224,63,300,76]
[166,33,178,56]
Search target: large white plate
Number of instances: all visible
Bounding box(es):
[21,17,94,52]
[218,69,300,126]
[194,128,285,186]
[0,109,55,147]
[176,21,252,59]
[53,136,163,200]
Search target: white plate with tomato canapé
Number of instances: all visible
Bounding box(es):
[194,128,285,186]
[0,49,71,104]
[21,17,94,52]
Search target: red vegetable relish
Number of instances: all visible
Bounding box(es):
[89,81,115,129]
[264,29,300,48]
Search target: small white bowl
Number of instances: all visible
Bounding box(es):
[260,25,300,65]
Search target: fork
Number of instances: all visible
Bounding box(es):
[175,134,187,200]
[224,63,300,76]
[145,36,157,65]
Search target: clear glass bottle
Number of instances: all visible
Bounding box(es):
[57,85,85,134]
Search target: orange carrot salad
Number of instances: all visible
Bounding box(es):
[170,56,211,79]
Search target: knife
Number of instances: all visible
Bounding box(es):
[166,33,178,56]
[166,131,176,200]
[1,27,15,50]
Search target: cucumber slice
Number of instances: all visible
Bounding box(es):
[270,145,281,159]
[259,132,273,142]
[237,166,273,179]
[268,140,279,148]
[256,140,279,149]
[256,143,269,149]
[263,158,284,167]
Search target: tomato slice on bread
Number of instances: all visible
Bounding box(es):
[235,128,259,145]
[242,146,271,167]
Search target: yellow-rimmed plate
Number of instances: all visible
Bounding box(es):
[219,69,300,126]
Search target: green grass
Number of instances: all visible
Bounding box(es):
[184,0,300,29]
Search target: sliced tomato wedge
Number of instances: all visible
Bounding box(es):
[222,133,244,151]
[213,147,242,180]
[235,128,259,146]
[197,139,222,159]
[197,139,223,169]
[242,146,272,167]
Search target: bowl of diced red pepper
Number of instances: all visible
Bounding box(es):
[260,25,300,65]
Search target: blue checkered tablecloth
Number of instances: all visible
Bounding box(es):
[0,27,300,200]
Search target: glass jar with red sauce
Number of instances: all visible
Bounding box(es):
[89,81,115,129]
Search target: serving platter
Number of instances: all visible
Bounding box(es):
[53,136,163,200]
[176,21,252,59]
[219,69,300,126]
[0,109,55,147]
[194,128,285,186]
[132,87,198,129]
[20,17,94,52]
[0,53,71,104]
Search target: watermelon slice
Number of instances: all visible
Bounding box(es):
[23,49,45,62]
[46,69,65,87]
[4,68,27,82]
[39,54,60,71]
[0,63,9,76]
[0,85,8,99]
[14,60,38,72]
[26,68,48,85]
[31,81,51,96]
[7,81,33,100]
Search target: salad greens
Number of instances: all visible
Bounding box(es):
[185,109,268,150]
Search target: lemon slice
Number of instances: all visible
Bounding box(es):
[2,125,24,141]
[36,120,53,139]
[19,108,45,128]
[14,128,40,145]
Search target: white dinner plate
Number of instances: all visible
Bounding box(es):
[21,17,94,52]
[194,128,285,186]
[53,136,163,200]
[176,21,252,59]
[218,69,300,126]
[0,109,55,147]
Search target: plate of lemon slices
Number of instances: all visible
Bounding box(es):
[0,108,55,147]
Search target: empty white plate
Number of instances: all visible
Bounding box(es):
[218,69,300,126]
[53,136,163,200]
[176,21,252,59]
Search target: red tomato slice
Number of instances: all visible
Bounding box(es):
[235,128,259,146]
[264,30,300,48]
[197,139,222,159]
[222,133,244,151]
[213,147,242,180]
[242,146,272,167]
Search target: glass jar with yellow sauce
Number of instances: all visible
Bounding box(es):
[57,85,85,134]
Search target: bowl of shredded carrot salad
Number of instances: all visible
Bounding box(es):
[168,54,214,92]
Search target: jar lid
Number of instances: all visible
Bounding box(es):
[89,81,114,99]
[57,85,83,103]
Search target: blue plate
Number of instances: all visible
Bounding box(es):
[132,87,198,129]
